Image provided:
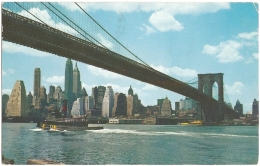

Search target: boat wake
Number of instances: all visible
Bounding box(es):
[89,129,257,138]
[30,128,42,131]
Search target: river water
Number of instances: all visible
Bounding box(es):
[1,123,259,165]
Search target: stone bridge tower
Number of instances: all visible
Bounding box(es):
[198,73,224,103]
[198,73,225,124]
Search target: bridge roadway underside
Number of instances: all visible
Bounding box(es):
[2,10,238,122]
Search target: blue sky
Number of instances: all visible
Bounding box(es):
[1,2,259,113]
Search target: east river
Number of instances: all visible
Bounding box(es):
[1,123,259,165]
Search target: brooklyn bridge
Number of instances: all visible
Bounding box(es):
[2,2,239,124]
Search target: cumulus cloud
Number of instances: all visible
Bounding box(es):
[96,33,114,49]
[2,89,12,95]
[202,40,244,63]
[246,52,259,64]
[2,41,53,57]
[142,84,157,91]
[42,76,65,84]
[2,69,15,76]
[61,2,230,33]
[225,82,244,95]
[140,24,156,35]
[149,10,183,32]
[87,65,123,79]
[252,53,258,59]
[238,31,258,40]
[18,7,76,34]
[151,64,197,77]
[203,30,258,63]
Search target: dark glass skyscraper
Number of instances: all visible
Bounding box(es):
[65,58,73,116]
[33,68,41,97]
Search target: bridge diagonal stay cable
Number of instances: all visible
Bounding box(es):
[46,2,109,47]
[14,2,48,26]
[74,2,153,70]
[223,83,231,104]
[40,2,102,46]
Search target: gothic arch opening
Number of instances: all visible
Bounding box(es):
[212,82,219,100]
[203,83,209,95]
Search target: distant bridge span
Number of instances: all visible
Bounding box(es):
[2,9,238,123]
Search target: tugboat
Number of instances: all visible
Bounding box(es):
[40,117,103,132]
[37,107,103,132]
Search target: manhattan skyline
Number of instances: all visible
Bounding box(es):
[1,2,258,112]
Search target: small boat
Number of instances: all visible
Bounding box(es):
[189,120,203,125]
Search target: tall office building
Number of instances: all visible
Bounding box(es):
[33,68,41,97]
[161,97,172,116]
[73,62,81,98]
[97,86,106,109]
[127,85,134,116]
[127,95,133,117]
[252,99,259,115]
[112,93,119,117]
[53,86,62,100]
[234,100,243,117]
[116,93,127,117]
[92,87,98,108]
[48,85,55,104]
[6,80,28,117]
[2,94,9,117]
[27,92,34,113]
[128,85,133,96]
[102,86,114,117]
[64,58,73,115]
[179,97,198,111]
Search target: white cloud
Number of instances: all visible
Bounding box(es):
[18,8,76,35]
[225,82,244,95]
[140,24,156,35]
[142,84,157,91]
[151,64,197,77]
[2,41,53,57]
[68,2,230,15]
[87,65,123,79]
[2,70,7,76]
[238,31,258,40]
[2,89,12,95]
[42,76,65,84]
[149,10,183,32]
[202,40,244,63]
[2,69,15,76]
[246,52,258,64]
[61,2,230,33]
[96,33,114,49]
[253,53,258,59]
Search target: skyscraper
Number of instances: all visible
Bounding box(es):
[33,68,41,97]
[102,86,114,117]
[128,85,133,96]
[64,58,73,116]
[161,97,172,116]
[2,94,9,117]
[73,62,81,99]
[6,80,28,117]
[97,86,106,109]
[48,85,55,104]
[234,100,243,117]
[252,99,259,115]
[116,93,127,117]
